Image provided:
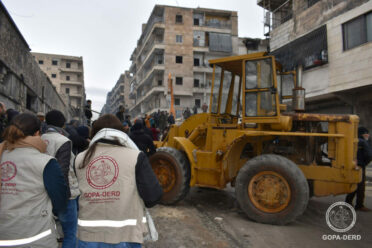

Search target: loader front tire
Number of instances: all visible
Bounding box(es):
[236,154,309,225]
[150,147,190,205]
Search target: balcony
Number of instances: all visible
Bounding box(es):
[136,14,165,60]
[68,92,83,98]
[137,64,165,89]
[59,67,83,73]
[193,66,213,73]
[60,80,83,86]
[257,0,287,11]
[136,45,165,77]
[136,86,165,107]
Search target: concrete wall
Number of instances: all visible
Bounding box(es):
[327,1,372,93]
[0,3,69,118]
[270,0,368,50]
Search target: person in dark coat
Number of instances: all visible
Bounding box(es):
[76,125,90,153]
[167,112,175,125]
[129,119,156,157]
[116,105,125,123]
[6,109,19,124]
[345,126,372,211]
[65,120,89,155]
[84,100,93,126]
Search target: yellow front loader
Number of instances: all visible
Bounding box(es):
[150,52,362,225]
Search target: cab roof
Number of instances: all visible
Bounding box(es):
[208,52,270,76]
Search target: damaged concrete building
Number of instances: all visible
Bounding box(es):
[32,52,86,121]
[128,5,267,119]
[101,71,133,115]
[257,0,372,128]
[0,2,69,118]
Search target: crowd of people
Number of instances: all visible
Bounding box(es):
[0,102,163,248]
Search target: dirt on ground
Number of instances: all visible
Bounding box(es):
[144,182,372,248]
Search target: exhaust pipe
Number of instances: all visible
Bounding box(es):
[293,65,305,112]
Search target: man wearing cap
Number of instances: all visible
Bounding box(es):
[346,126,372,211]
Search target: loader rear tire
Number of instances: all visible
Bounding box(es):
[150,147,190,205]
[236,154,309,225]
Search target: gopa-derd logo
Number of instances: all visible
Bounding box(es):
[322,202,361,241]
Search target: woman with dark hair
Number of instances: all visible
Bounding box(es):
[74,114,162,248]
[0,113,68,248]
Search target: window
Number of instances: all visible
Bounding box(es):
[65,88,70,94]
[66,62,71,68]
[176,35,183,43]
[175,98,180,105]
[176,14,183,24]
[52,60,58,65]
[38,60,44,65]
[66,75,70,81]
[26,91,36,111]
[194,58,200,66]
[194,79,200,87]
[176,56,183,64]
[343,12,372,50]
[51,74,56,78]
[195,99,201,108]
[158,80,162,86]
[194,18,200,26]
[176,77,183,85]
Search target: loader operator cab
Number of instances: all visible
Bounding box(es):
[209,52,295,125]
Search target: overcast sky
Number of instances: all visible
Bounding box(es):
[2,0,264,116]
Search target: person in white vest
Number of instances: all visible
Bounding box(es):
[75,114,163,248]
[0,113,69,248]
[42,110,80,248]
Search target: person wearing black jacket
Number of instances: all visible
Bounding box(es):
[65,120,89,155]
[130,119,156,157]
[346,126,372,211]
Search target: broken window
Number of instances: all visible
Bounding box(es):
[193,31,205,47]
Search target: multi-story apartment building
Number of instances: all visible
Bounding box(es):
[100,71,134,116]
[32,52,85,121]
[128,5,240,118]
[257,0,372,128]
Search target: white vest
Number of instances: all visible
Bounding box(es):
[0,147,58,248]
[75,143,147,244]
[41,132,80,199]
